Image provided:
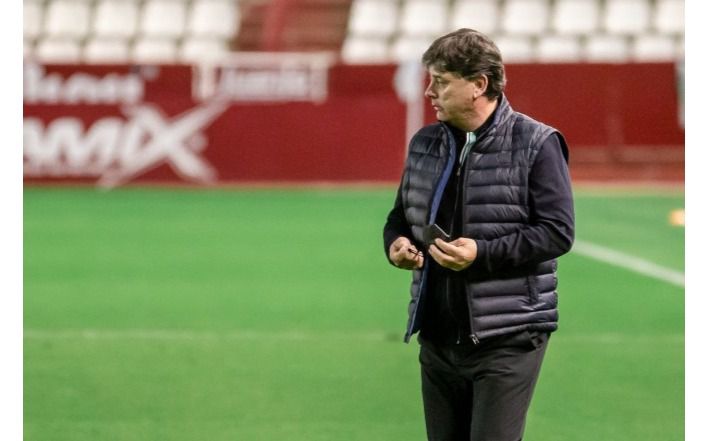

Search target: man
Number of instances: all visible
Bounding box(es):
[383,29,575,441]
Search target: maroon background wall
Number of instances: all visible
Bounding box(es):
[24,61,683,187]
[499,63,684,182]
[502,63,682,148]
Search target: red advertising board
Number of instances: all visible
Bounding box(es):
[24,58,684,187]
[501,62,684,149]
[23,58,409,187]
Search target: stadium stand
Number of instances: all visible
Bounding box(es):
[132,36,179,62]
[632,34,677,61]
[398,0,448,37]
[501,0,550,36]
[179,36,231,61]
[83,37,131,62]
[492,35,535,62]
[23,0,684,64]
[450,0,500,35]
[341,35,389,63]
[346,0,397,37]
[93,0,140,39]
[583,33,630,61]
[551,0,600,35]
[44,0,92,39]
[653,0,684,35]
[24,0,44,41]
[536,35,581,62]
[188,0,241,38]
[390,34,434,61]
[140,0,188,38]
[603,0,651,35]
[35,37,83,62]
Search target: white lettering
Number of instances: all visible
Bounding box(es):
[215,67,320,101]
[24,63,145,105]
[23,101,229,187]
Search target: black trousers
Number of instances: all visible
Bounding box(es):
[418,331,550,441]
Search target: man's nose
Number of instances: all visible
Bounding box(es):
[424,84,435,99]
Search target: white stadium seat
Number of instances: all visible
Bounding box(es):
[179,37,230,62]
[341,36,389,63]
[83,38,131,63]
[24,39,35,60]
[389,35,434,62]
[493,35,535,63]
[22,0,685,64]
[632,35,677,61]
[347,0,399,38]
[44,0,92,38]
[675,36,684,59]
[449,0,500,35]
[93,0,140,38]
[399,0,448,36]
[552,0,600,35]
[35,38,82,63]
[187,0,240,38]
[653,0,684,35]
[140,0,187,38]
[603,0,651,35]
[24,0,44,40]
[132,37,178,63]
[583,34,629,61]
[501,0,550,36]
[536,35,581,62]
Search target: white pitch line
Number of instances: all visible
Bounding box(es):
[22,328,401,342]
[23,329,683,344]
[572,240,685,288]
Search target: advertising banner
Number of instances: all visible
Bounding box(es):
[24,58,684,186]
[24,57,410,187]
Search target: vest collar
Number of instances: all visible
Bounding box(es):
[440,93,514,143]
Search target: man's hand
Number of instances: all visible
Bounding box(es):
[428,237,477,271]
[389,236,424,270]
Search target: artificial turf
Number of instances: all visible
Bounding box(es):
[24,187,684,440]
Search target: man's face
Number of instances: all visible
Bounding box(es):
[424,66,478,129]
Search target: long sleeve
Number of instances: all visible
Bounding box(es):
[471,133,575,273]
[383,184,414,263]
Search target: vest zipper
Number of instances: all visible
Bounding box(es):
[456,134,479,346]
[406,126,457,342]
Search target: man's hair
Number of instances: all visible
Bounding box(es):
[422,28,506,100]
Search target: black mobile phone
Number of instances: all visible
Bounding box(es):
[423,223,451,247]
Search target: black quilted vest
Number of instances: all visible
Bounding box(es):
[400,95,566,343]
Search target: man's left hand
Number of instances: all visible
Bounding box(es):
[428,237,477,271]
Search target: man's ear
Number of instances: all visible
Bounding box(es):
[472,75,489,97]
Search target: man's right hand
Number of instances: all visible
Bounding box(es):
[389,236,424,270]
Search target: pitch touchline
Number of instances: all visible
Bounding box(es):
[572,240,685,288]
[23,329,682,344]
[22,329,401,342]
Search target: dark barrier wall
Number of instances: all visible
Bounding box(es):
[24,61,683,187]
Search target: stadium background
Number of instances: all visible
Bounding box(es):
[23,1,685,440]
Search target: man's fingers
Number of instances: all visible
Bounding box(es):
[396,253,424,270]
[407,247,423,258]
[429,241,470,271]
[434,239,458,255]
[392,239,409,253]
[390,239,424,270]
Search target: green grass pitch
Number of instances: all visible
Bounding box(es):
[24,187,684,441]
